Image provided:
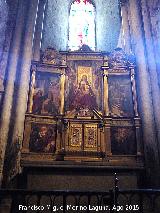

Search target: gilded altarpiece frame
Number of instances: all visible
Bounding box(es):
[21,61,67,162]
[21,49,143,165]
[66,122,99,152]
[22,115,58,162]
[65,54,103,113]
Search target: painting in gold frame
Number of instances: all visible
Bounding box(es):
[31,72,60,115]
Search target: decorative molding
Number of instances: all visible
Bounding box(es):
[108,48,128,68]
[41,47,62,65]
[77,44,94,52]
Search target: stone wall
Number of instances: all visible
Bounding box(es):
[42,0,121,52]
[147,0,160,84]
[0,0,18,91]
[42,0,69,51]
[0,0,8,61]
[96,0,121,51]
[0,0,8,91]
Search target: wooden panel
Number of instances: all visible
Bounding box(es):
[69,124,83,151]
[84,124,98,151]
[108,75,134,117]
[111,127,136,155]
[30,72,61,115]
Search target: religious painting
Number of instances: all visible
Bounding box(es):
[108,76,134,117]
[29,123,56,153]
[111,127,136,155]
[66,62,102,113]
[72,73,97,110]
[32,72,60,115]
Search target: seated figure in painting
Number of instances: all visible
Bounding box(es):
[32,78,60,115]
[41,81,59,115]
[72,75,97,110]
[29,125,56,153]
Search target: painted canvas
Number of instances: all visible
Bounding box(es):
[111,127,136,155]
[32,72,60,115]
[29,124,56,153]
[108,76,134,117]
[65,61,102,113]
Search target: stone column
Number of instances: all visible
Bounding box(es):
[147,1,160,85]
[0,1,26,186]
[128,0,160,186]
[141,0,160,155]
[12,0,39,147]
[120,0,131,54]
[32,0,47,61]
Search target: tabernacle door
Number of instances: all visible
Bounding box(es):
[84,124,98,152]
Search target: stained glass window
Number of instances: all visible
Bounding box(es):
[68,0,96,51]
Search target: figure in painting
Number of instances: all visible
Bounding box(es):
[41,81,59,114]
[71,75,97,110]
[29,125,56,153]
[32,89,44,114]
[32,76,60,115]
[109,78,134,117]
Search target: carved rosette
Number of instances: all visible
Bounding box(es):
[41,47,62,65]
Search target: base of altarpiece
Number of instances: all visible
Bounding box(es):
[19,160,145,191]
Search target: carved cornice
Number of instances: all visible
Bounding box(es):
[108,48,128,68]
[77,44,94,52]
[41,47,63,65]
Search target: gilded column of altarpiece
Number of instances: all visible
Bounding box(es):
[21,48,142,164]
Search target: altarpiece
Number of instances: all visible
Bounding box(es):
[21,47,142,165]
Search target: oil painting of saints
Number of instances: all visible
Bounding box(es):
[32,73,60,115]
[70,74,97,110]
[29,124,56,153]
